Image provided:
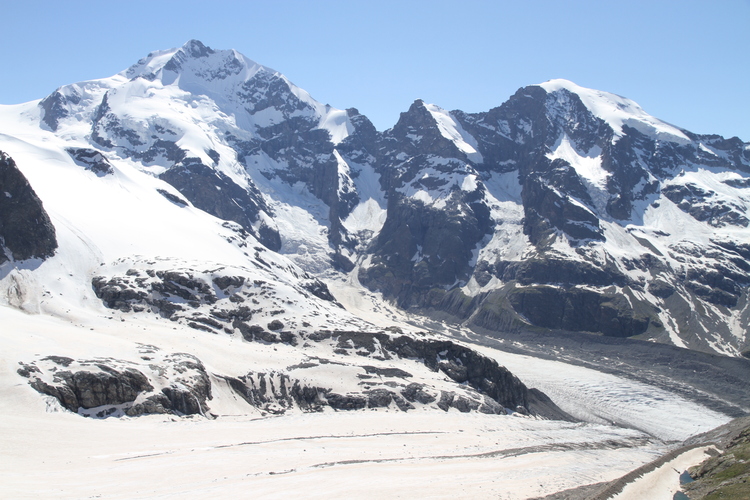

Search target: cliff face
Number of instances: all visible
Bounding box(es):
[0,151,57,264]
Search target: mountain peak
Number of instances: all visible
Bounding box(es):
[536,79,691,143]
[181,39,215,59]
[123,40,266,87]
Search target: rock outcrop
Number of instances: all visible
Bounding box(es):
[0,151,57,264]
[17,351,212,417]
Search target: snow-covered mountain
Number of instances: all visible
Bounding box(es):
[1,40,749,499]
[1,39,577,422]
[347,81,750,357]
[22,39,750,357]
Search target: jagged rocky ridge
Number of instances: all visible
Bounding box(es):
[22,40,750,357]
[346,90,750,355]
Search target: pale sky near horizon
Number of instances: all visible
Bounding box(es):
[2,0,748,141]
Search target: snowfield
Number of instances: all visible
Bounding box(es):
[0,301,730,499]
[0,407,660,500]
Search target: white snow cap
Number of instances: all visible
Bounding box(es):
[538,79,691,144]
[124,39,266,84]
[123,40,353,144]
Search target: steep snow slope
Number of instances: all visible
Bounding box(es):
[34,39,358,262]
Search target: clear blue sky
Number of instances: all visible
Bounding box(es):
[2,0,748,140]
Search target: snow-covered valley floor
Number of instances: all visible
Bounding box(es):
[0,302,732,499]
[1,407,664,500]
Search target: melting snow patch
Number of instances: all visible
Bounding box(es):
[343,198,387,234]
[412,190,435,205]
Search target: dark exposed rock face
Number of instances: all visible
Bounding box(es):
[18,354,211,417]
[662,182,749,228]
[18,353,212,417]
[157,188,188,206]
[505,286,651,337]
[90,261,338,344]
[92,269,218,315]
[384,334,532,412]
[0,152,57,264]
[402,383,437,404]
[66,148,114,176]
[39,88,81,131]
[160,159,281,251]
[322,330,572,420]
[227,117,358,268]
[335,83,750,353]
[221,372,329,414]
[361,194,488,308]
[28,364,153,411]
[220,329,570,419]
[222,372,418,414]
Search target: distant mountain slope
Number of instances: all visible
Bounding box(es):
[345,82,749,356]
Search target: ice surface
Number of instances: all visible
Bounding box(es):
[0,302,718,499]
[478,346,731,442]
